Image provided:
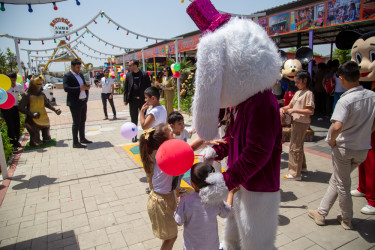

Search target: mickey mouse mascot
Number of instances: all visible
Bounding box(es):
[336,30,375,215]
[187,0,282,249]
[279,48,313,105]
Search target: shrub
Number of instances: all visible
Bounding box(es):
[0,122,13,162]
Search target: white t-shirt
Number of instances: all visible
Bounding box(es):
[152,160,173,194]
[101,77,114,94]
[7,83,25,106]
[327,85,375,150]
[174,129,191,142]
[174,192,231,250]
[146,105,167,128]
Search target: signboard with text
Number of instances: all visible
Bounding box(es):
[50,17,73,36]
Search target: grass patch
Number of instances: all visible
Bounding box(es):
[24,138,56,151]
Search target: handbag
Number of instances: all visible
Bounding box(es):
[281,113,292,126]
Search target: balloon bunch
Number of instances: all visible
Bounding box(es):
[0,74,15,109]
[171,63,181,78]
[120,72,125,82]
[108,69,116,79]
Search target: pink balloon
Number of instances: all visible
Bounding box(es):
[147,71,151,76]
[120,122,138,139]
[173,71,180,78]
[156,139,194,176]
[0,92,15,109]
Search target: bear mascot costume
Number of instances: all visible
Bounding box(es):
[186,0,282,249]
[19,75,61,146]
[336,30,375,215]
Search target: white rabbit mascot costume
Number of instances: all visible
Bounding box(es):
[187,0,282,249]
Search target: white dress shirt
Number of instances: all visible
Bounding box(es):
[70,70,87,99]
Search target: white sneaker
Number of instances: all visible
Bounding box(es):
[350,189,365,197]
[360,205,375,215]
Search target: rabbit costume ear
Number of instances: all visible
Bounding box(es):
[187,0,281,141]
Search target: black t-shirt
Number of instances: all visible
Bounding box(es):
[132,71,142,97]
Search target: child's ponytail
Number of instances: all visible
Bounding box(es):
[139,123,170,175]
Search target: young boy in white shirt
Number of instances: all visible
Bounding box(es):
[167,111,193,195]
[140,86,167,130]
[309,61,375,230]
[140,86,167,194]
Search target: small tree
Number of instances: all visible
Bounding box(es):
[333,49,351,64]
[0,48,18,73]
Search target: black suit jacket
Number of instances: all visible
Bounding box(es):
[63,71,89,106]
[123,70,151,103]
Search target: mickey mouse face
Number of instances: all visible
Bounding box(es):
[281,59,302,80]
[351,36,375,82]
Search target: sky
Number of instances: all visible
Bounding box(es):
[0,0,333,72]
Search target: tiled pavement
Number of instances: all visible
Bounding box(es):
[0,87,374,249]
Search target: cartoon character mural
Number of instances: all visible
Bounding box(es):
[336,30,375,214]
[19,75,61,147]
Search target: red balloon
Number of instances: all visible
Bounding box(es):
[147,71,151,76]
[120,73,124,77]
[173,71,180,78]
[0,92,15,109]
[156,139,194,176]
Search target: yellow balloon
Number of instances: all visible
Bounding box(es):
[0,74,11,91]
[109,73,112,76]
[171,68,176,74]
[120,77,124,81]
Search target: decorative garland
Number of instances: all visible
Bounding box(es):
[0,0,79,13]
[0,11,177,45]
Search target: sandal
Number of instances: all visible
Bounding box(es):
[283,174,301,181]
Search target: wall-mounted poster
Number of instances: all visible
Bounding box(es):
[257,17,268,32]
[269,13,290,35]
[327,0,361,25]
[362,0,375,20]
[311,4,326,28]
[291,5,315,31]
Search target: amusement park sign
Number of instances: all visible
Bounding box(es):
[50,18,73,36]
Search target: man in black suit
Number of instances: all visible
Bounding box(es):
[123,59,151,142]
[63,59,92,148]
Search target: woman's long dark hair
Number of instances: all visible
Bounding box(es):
[164,66,173,77]
[139,123,170,175]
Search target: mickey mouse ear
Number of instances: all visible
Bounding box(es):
[278,50,288,62]
[336,30,362,50]
[296,47,313,64]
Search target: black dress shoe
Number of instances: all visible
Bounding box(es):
[80,139,93,144]
[132,137,138,143]
[73,143,87,148]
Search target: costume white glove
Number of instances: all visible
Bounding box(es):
[199,172,228,206]
[200,146,218,162]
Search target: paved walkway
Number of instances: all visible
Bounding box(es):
[0,87,374,249]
